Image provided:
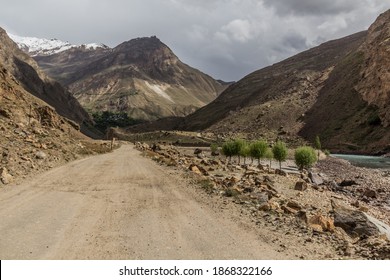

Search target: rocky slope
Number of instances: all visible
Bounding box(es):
[0,28,93,133]
[31,36,227,121]
[0,60,111,186]
[127,10,390,154]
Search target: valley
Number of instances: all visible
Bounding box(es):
[1,7,390,261]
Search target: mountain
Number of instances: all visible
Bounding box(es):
[0,28,100,183]
[8,33,109,56]
[126,10,390,154]
[0,28,93,134]
[25,36,227,121]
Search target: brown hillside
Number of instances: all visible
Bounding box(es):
[126,10,390,154]
[33,37,227,121]
[0,28,92,133]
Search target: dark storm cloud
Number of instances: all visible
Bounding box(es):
[263,0,360,16]
[0,0,389,81]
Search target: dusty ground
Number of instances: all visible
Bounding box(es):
[0,144,336,260]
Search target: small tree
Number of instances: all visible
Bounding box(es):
[239,142,251,164]
[265,148,273,172]
[295,146,318,170]
[250,140,268,164]
[314,135,321,158]
[222,140,235,162]
[233,139,246,164]
[272,140,288,170]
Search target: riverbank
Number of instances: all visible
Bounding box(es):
[316,157,390,225]
[331,154,390,170]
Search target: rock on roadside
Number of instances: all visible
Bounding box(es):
[331,199,390,239]
[0,167,14,185]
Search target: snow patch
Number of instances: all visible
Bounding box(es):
[145,81,173,102]
[82,43,109,50]
[8,33,109,56]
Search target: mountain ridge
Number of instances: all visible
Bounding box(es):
[125,9,390,154]
[30,36,228,121]
[8,33,109,56]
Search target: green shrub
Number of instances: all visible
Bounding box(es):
[250,140,268,164]
[233,139,246,163]
[294,146,318,170]
[239,141,251,164]
[222,140,234,161]
[272,140,288,170]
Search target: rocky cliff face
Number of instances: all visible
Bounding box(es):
[0,28,93,132]
[33,36,227,121]
[356,9,390,127]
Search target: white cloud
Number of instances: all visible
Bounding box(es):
[221,19,254,43]
[0,0,389,80]
[318,16,348,33]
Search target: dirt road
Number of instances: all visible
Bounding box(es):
[0,144,288,260]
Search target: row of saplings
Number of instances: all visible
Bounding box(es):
[217,137,322,171]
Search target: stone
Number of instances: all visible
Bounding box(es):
[269,201,280,210]
[331,199,389,238]
[330,181,340,190]
[287,200,303,211]
[308,214,335,233]
[0,167,13,185]
[211,151,220,156]
[275,169,287,176]
[339,180,357,187]
[294,181,308,191]
[189,164,202,175]
[255,192,269,205]
[309,172,324,185]
[351,200,360,208]
[282,205,297,214]
[194,148,202,155]
[189,164,209,176]
[364,214,390,240]
[363,189,377,199]
[35,151,47,159]
[296,210,308,224]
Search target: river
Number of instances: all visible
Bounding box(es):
[332,154,390,170]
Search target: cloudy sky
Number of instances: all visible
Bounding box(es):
[1,0,390,81]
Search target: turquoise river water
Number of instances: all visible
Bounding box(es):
[332,154,390,170]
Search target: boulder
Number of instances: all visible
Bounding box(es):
[294,181,308,191]
[309,172,324,185]
[0,167,13,185]
[331,199,390,238]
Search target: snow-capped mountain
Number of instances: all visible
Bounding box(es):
[8,33,109,56]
